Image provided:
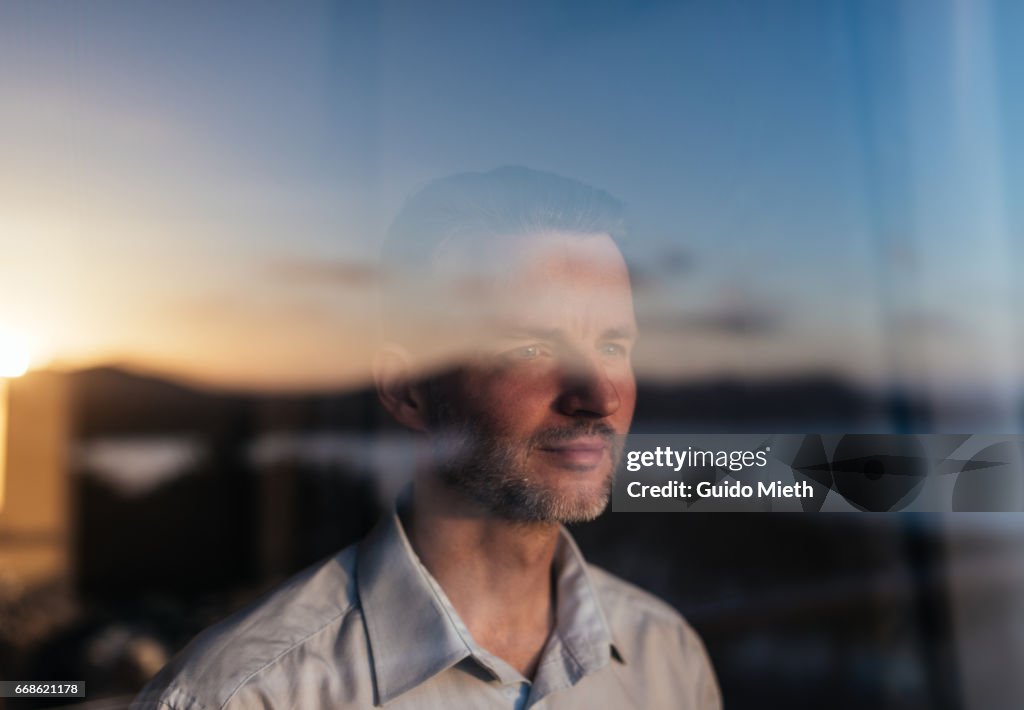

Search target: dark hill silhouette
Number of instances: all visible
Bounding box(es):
[69,366,383,437]
[68,366,896,438]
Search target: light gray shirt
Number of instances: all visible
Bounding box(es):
[133,509,721,709]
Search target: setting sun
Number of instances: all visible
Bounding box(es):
[0,327,30,378]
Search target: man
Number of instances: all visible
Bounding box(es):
[133,167,721,709]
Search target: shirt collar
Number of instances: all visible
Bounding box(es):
[356,505,622,705]
[356,508,470,704]
[550,526,621,675]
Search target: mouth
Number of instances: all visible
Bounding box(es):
[536,437,610,469]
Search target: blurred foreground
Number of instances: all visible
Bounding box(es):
[0,367,1023,709]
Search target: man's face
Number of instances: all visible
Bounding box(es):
[428,232,637,524]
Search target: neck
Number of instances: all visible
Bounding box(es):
[404,476,560,678]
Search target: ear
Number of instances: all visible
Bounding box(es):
[373,345,431,432]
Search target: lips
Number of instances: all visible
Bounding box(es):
[537,437,610,468]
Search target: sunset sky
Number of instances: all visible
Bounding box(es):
[1,1,1020,399]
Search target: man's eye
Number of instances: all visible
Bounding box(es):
[600,343,628,357]
[506,345,543,360]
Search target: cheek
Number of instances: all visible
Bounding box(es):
[460,366,561,420]
[616,374,638,420]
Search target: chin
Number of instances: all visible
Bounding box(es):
[534,477,613,524]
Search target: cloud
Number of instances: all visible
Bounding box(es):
[265,258,381,288]
[891,312,965,335]
[642,286,784,337]
[680,307,783,335]
[644,308,782,336]
[627,244,696,289]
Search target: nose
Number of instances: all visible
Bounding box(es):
[555,354,621,418]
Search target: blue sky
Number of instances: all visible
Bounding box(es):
[1,0,1019,406]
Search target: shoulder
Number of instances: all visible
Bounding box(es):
[132,546,362,710]
[587,563,722,708]
[587,562,698,640]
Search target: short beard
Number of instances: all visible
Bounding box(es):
[429,397,621,524]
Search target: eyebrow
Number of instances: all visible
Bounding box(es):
[502,325,638,341]
[601,326,639,341]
